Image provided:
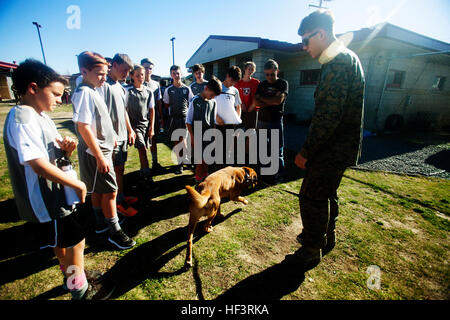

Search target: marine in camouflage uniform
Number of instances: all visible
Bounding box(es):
[294,9,365,266]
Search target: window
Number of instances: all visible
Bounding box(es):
[432,76,446,91]
[300,69,320,86]
[386,70,405,88]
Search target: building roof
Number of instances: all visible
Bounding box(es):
[186,23,450,67]
[0,61,18,71]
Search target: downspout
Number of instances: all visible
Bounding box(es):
[374,57,391,133]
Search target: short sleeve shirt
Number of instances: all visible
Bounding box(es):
[190,81,208,96]
[235,78,260,112]
[126,86,155,131]
[72,84,116,155]
[144,79,162,105]
[97,77,128,141]
[186,95,217,129]
[214,84,242,125]
[4,105,71,223]
[163,84,194,118]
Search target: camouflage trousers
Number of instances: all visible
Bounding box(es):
[299,164,345,249]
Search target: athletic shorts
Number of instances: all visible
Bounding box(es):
[79,151,118,194]
[34,213,85,249]
[134,126,150,149]
[169,116,187,140]
[113,140,128,166]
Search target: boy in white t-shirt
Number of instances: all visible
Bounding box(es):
[72,51,136,251]
[4,59,114,299]
[215,66,242,165]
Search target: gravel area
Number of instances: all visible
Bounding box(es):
[284,124,450,180]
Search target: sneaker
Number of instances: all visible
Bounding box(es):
[62,269,105,291]
[117,203,138,217]
[175,164,183,174]
[108,229,136,250]
[80,278,116,300]
[124,196,138,205]
[95,221,109,234]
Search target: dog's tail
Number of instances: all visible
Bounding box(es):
[185,185,210,209]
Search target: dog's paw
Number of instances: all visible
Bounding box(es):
[205,226,213,233]
[184,260,193,268]
[242,199,248,205]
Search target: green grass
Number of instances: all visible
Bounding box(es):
[0,102,449,300]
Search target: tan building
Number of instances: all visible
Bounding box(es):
[186,23,450,132]
[0,61,18,101]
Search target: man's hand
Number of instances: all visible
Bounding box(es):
[96,154,110,174]
[128,130,136,146]
[295,153,308,169]
[56,136,77,157]
[148,127,154,140]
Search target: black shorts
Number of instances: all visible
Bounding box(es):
[34,213,86,249]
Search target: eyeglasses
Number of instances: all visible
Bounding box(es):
[302,31,319,47]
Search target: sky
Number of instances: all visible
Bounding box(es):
[0,0,449,77]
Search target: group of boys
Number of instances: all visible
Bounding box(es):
[3,7,365,301]
[181,60,288,183]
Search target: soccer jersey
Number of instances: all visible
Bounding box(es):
[4,105,72,223]
[163,84,194,118]
[126,86,155,132]
[186,95,217,129]
[190,80,208,96]
[144,79,161,105]
[97,76,128,142]
[72,83,117,156]
[235,78,260,112]
[214,84,242,125]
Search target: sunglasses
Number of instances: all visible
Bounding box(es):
[302,31,319,47]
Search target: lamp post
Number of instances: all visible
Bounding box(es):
[170,37,175,65]
[32,22,47,64]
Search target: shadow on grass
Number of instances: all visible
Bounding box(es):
[344,173,449,215]
[0,199,20,223]
[215,249,310,300]
[104,208,241,299]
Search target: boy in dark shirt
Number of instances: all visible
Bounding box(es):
[186,77,222,182]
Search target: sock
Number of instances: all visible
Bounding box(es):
[93,207,104,225]
[117,193,125,204]
[69,272,89,300]
[105,215,121,234]
[151,151,158,163]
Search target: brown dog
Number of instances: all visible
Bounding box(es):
[184,166,257,267]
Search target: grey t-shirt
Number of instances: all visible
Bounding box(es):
[163,84,194,118]
[98,77,128,142]
[72,83,117,155]
[144,79,161,104]
[126,86,155,131]
[190,80,208,96]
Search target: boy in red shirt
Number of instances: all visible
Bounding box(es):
[235,61,260,130]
